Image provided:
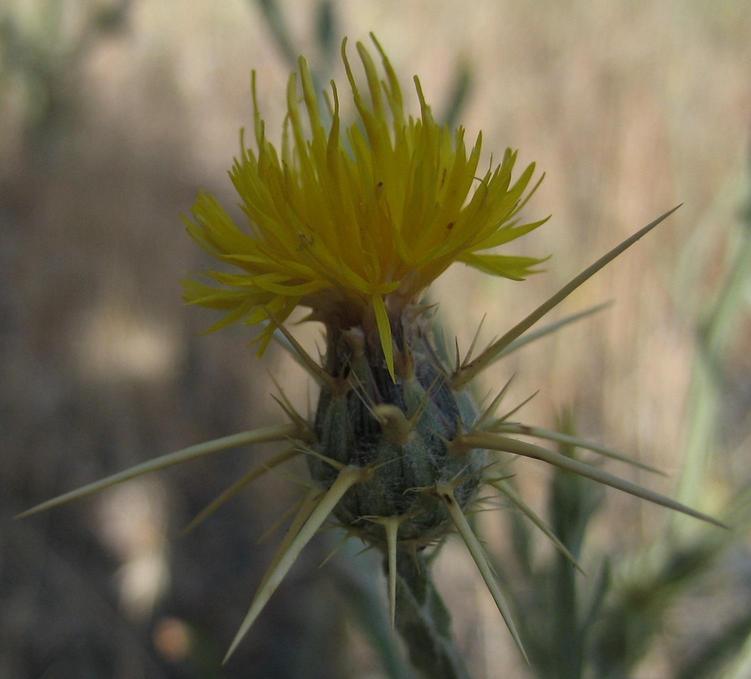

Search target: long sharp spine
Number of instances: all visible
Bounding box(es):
[224,466,366,663]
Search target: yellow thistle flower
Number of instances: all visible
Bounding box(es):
[20,33,721,675]
[183,33,547,379]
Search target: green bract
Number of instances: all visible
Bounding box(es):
[311,313,484,546]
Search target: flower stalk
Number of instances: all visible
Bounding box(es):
[392,548,471,679]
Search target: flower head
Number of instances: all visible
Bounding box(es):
[20,25,712,668]
[184,34,547,378]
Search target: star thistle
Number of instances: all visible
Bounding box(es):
[183,34,547,380]
[20,34,722,675]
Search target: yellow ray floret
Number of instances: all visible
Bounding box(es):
[184,34,547,377]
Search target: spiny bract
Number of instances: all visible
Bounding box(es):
[20,33,719,666]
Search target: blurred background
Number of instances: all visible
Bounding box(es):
[2,1,750,677]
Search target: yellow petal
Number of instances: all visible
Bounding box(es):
[372,294,395,381]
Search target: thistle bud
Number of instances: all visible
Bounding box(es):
[309,309,484,546]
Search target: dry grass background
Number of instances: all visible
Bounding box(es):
[2,1,750,677]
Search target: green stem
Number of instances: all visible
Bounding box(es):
[391,549,471,679]
[674,185,751,531]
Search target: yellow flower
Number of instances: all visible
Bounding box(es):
[184,33,547,379]
[19,26,717,673]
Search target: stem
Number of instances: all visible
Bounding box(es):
[390,549,471,679]
[674,218,751,530]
